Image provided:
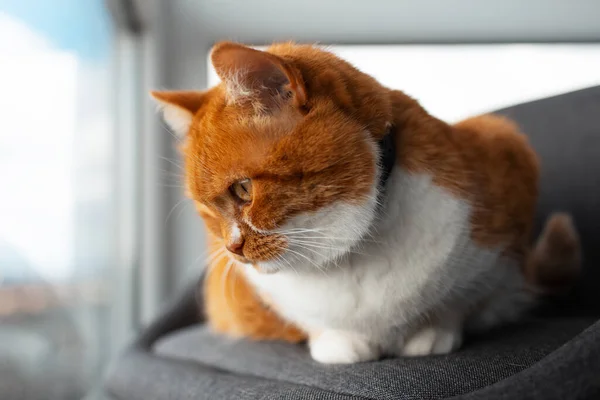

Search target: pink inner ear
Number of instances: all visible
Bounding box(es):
[211,42,305,109]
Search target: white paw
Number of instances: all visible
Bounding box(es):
[402,326,463,356]
[309,330,379,364]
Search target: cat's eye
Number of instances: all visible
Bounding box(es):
[230,179,253,203]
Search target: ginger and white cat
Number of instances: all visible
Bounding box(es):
[152,42,580,364]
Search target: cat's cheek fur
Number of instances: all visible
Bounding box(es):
[256,188,380,273]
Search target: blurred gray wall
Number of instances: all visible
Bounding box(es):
[142,0,600,310]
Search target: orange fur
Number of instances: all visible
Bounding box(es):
[152,42,578,343]
[204,235,305,342]
[195,198,307,341]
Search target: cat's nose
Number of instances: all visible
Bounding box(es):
[226,239,245,256]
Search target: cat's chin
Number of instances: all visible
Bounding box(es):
[251,261,281,274]
[237,255,300,275]
[230,254,251,264]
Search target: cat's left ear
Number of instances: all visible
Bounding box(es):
[211,42,307,112]
[150,90,208,137]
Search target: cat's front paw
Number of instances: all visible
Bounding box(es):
[402,326,463,356]
[309,330,379,364]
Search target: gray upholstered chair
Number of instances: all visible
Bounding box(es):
[103,86,600,400]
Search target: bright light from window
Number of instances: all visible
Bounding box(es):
[0,13,78,281]
[208,44,600,122]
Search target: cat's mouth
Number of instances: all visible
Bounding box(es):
[224,230,288,266]
[227,250,276,269]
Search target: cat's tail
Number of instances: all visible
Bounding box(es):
[525,213,582,294]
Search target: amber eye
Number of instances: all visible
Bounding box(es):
[230,179,253,202]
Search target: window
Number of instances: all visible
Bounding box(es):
[0,2,133,398]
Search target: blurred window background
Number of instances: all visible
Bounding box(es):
[0,1,140,398]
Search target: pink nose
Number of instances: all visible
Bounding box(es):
[226,240,245,256]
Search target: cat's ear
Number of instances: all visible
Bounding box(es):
[211,42,307,112]
[150,90,208,136]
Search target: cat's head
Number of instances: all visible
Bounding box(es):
[152,42,393,273]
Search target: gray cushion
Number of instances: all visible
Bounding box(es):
[154,317,595,400]
[107,351,358,400]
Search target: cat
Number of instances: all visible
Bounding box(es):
[152,42,581,364]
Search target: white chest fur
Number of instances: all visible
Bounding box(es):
[244,169,525,360]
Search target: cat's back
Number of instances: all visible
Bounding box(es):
[452,114,540,255]
[453,114,538,175]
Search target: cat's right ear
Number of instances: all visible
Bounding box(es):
[210,42,307,112]
[150,90,207,137]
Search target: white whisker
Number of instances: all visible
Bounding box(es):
[165,197,190,225]
[221,258,234,300]
[159,156,184,171]
[283,246,327,275]
[286,234,382,244]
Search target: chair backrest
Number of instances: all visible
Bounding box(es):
[496,86,600,313]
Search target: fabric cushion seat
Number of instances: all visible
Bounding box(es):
[154,317,596,400]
